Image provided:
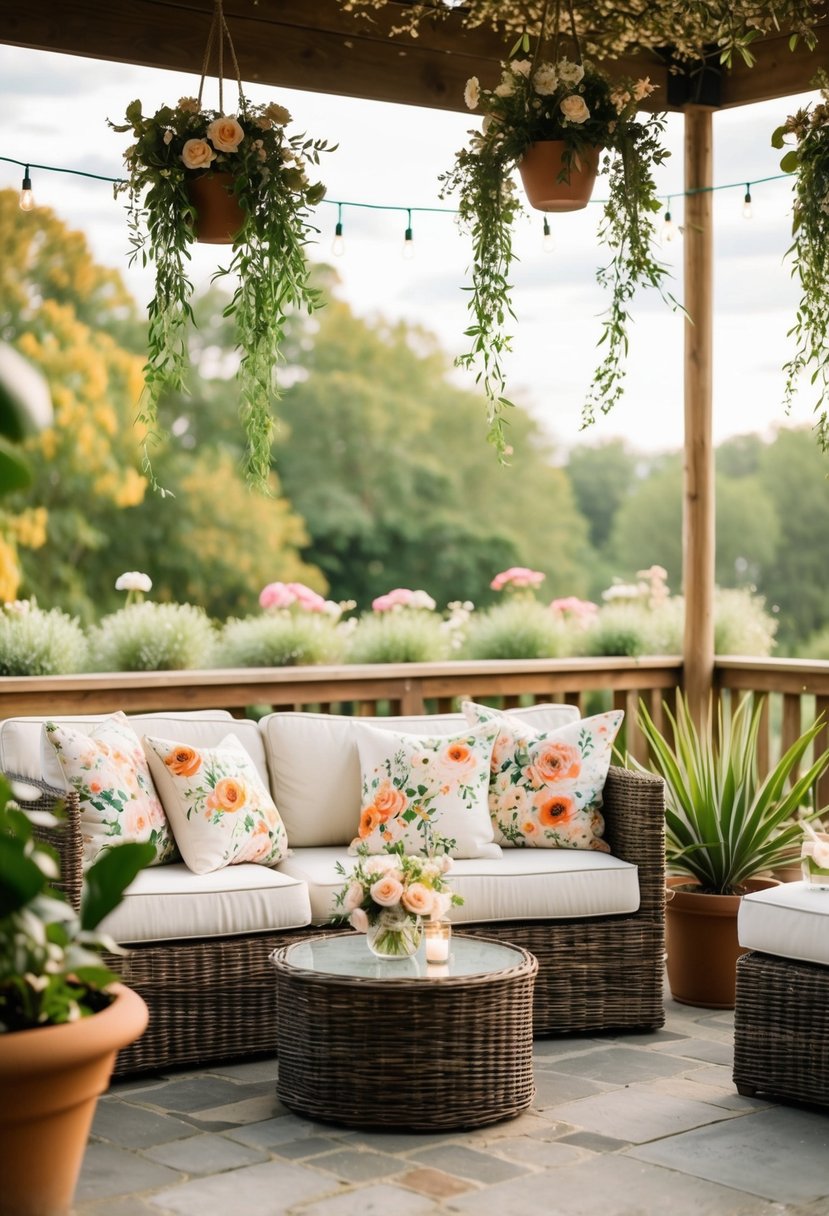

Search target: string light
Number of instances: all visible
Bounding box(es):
[331,202,345,256]
[402,208,414,260]
[542,216,555,253]
[742,183,753,220]
[661,198,678,244]
[18,165,34,211]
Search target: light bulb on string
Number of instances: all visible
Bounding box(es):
[19,165,34,212]
[661,198,677,244]
[742,184,753,220]
[402,209,415,260]
[542,216,555,253]
[331,203,345,256]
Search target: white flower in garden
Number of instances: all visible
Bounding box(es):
[494,78,515,98]
[115,572,152,593]
[3,599,32,616]
[464,76,480,109]
[410,589,437,611]
[177,96,201,114]
[557,58,585,86]
[510,59,532,78]
[560,94,591,124]
[265,102,292,126]
[533,63,559,95]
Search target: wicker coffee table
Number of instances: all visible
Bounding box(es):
[271,932,538,1130]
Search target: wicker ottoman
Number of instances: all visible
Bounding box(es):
[272,932,538,1130]
[733,882,829,1108]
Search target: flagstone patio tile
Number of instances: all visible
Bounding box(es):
[650,1036,734,1065]
[74,1143,182,1204]
[146,1159,333,1215]
[140,1131,268,1173]
[298,1182,442,1216]
[543,1045,691,1084]
[547,1087,739,1143]
[407,1143,528,1184]
[92,1099,200,1148]
[309,1148,409,1182]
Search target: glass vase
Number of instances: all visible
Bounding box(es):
[366,908,422,959]
[801,832,829,888]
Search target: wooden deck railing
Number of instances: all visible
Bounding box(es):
[2,655,829,792]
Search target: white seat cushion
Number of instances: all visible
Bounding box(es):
[738,881,829,967]
[99,862,311,944]
[259,703,580,848]
[278,846,640,926]
[0,710,270,791]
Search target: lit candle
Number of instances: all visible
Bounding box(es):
[424,919,451,963]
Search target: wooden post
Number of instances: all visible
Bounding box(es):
[682,107,715,726]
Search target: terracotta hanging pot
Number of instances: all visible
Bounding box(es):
[186,171,245,244]
[0,984,148,1216]
[518,141,601,212]
[665,876,780,1009]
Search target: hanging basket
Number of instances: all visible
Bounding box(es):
[186,171,245,244]
[518,141,601,212]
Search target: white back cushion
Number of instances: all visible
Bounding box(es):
[258,703,579,847]
[0,710,270,791]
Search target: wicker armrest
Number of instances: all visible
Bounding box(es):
[4,771,84,911]
[602,765,665,919]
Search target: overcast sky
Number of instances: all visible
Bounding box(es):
[0,42,820,457]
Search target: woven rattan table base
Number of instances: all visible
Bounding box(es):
[273,933,538,1130]
[733,950,829,1109]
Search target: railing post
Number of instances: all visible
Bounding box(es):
[683,105,715,728]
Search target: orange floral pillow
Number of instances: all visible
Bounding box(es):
[462,702,623,851]
[352,720,501,858]
[143,733,288,874]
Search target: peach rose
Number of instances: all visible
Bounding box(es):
[350,907,369,933]
[370,875,404,907]
[207,116,244,152]
[402,882,435,917]
[164,745,201,777]
[181,138,216,170]
[373,780,407,821]
[212,777,246,812]
[560,94,590,124]
[358,806,383,838]
[343,881,365,912]
[527,741,581,786]
[436,739,478,784]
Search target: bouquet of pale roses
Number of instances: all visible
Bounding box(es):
[335,839,463,955]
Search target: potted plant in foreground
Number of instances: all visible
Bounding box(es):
[439,34,673,457]
[0,776,153,1216]
[636,694,829,1008]
[110,89,331,491]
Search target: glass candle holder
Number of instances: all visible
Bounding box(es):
[424,919,452,963]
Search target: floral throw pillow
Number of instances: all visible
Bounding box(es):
[462,701,624,851]
[352,720,501,859]
[43,713,177,868]
[143,733,288,875]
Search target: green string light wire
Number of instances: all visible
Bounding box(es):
[0,153,793,213]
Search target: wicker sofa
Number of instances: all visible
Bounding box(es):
[1,705,666,1077]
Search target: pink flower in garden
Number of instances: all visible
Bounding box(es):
[490,567,545,592]
[259,581,327,613]
[371,587,439,612]
[550,596,599,624]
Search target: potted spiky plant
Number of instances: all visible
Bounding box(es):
[0,776,153,1216]
[636,694,829,1008]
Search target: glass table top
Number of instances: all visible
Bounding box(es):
[281,932,526,982]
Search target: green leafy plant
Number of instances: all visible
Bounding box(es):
[439,35,672,454]
[773,72,829,450]
[462,598,571,661]
[217,612,343,667]
[345,611,450,665]
[88,602,217,671]
[0,775,153,1030]
[636,693,829,893]
[0,601,88,676]
[110,88,331,489]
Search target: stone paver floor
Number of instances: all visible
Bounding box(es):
[74,983,829,1216]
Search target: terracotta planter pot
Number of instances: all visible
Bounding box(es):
[186,171,245,244]
[665,876,780,1009]
[0,984,148,1216]
[518,141,601,212]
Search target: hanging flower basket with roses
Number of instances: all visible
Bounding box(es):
[439,0,675,458]
[109,0,332,491]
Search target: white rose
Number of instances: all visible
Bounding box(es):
[464,76,480,110]
[494,80,514,98]
[510,59,532,78]
[560,94,591,124]
[557,58,585,86]
[181,138,216,170]
[533,63,558,95]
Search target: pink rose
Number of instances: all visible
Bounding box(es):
[402,882,435,917]
[343,881,365,912]
[370,875,404,907]
[259,581,296,611]
[206,116,244,152]
[181,138,216,170]
[286,582,327,612]
[490,567,545,591]
[350,907,369,933]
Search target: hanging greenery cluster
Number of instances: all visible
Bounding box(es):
[342,0,821,66]
[774,72,829,451]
